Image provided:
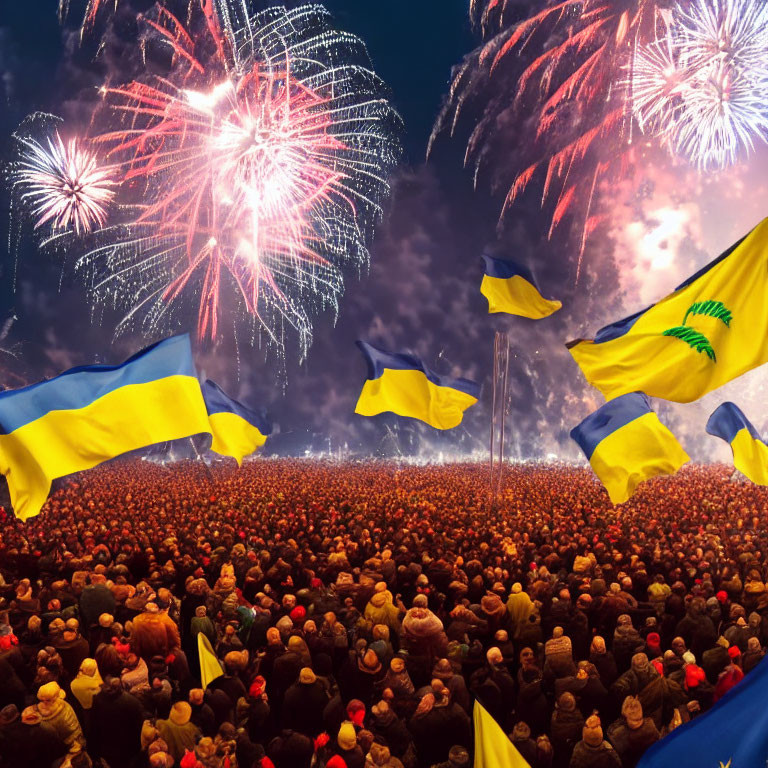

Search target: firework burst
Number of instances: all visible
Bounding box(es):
[10,128,115,236]
[433,0,671,273]
[633,0,768,170]
[75,2,400,354]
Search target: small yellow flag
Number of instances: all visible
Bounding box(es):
[473,700,531,768]
[198,633,224,690]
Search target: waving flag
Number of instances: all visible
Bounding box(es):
[568,219,768,403]
[0,335,210,520]
[570,392,689,505]
[706,402,768,485]
[354,341,479,430]
[638,657,768,768]
[202,380,271,465]
[474,700,531,768]
[480,255,562,319]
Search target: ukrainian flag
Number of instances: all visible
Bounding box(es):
[706,402,768,485]
[0,335,210,521]
[202,380,271,465]
[568,219,768,403]
[570,392,689,505]
[480,254,562,319]
[354,341,480,430]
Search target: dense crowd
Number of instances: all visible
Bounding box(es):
[0,459,767,768]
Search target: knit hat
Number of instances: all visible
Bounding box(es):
[326,757,347,768]
[590,635,606,654]
[631,653,650,673]
[290,606,306,624]
[98,613,114,628]
[361,649,382,673]
[249,676,266,698]
[189,689,204,705]
[558,692,576,712]
[685,664,706,688]
[337,721,357,750]
[622,696,644,729]
[512,721,531,741]
[169,701,192,725]
[433,658,454,680]
[37,681,65,702]
[447,746,470,767]
[716,590,728,603]
[728,646,742,660]
[583,715,603,747]
[347,699,366,727]
[0,705,19,725]
[299,667,317,684]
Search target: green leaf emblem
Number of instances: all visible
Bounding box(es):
[662,299,732,363]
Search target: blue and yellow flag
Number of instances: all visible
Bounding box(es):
[0,335,210,521]
[202,380,271,465]
[638,656,768,767]
[474,700,531,768]
[354,341,480,430]
[480,255,562,319]
[706,402,768,485]
[570,392,689,505]
[198,633,224,690]
[568,219,768,403]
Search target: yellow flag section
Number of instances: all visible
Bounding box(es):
[474,700,531,768]
[706,402,768,485]
[201,380,271,466]
[568,219,768,403]
[570,392,689,505]
[480,254,562,319]
[198,633,224,690]
[354,341,480,430]
[0,335,211,521]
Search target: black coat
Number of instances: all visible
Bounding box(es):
[0,721,68,768]
[281,680,329,736]
[89,686,145,768]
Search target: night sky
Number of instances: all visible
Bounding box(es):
[2,0,768,461]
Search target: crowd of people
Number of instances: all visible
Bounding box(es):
[0,458,766,768]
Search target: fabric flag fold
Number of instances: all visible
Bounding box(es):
[568,219,768,403]
[0,335,211,521]
[480,255,562,319]
[473,699,531,768]
[638,656,768,767]
[570,392,689,505]
[706,402,768,485]
[197,633,224,690]
[202,380,271,465]
[354,341,480,430]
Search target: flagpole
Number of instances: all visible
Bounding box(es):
[497,333,510,496]
[490,333,498,497]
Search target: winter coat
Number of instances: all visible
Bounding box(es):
[281,680,329,736]
[89,685,145,768]
[606,718,660,768]
[157,715,202,764]
[38,698,85,756]
[569,740,622,768]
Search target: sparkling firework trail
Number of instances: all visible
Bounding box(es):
[432,0,670,273]
[673,0,768,169]
[78,2,400,354]
[10,129,115,236]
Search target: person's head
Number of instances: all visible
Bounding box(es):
[583,715,603,747]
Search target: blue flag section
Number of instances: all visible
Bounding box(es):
[638,656,768,767]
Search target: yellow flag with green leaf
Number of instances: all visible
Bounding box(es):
[568,219,768,403]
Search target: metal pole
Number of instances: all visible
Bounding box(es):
[490,332,498,496]
[497,334,510,496]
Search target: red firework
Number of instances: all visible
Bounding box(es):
[440,0,670,273]
[84,2,392,346]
